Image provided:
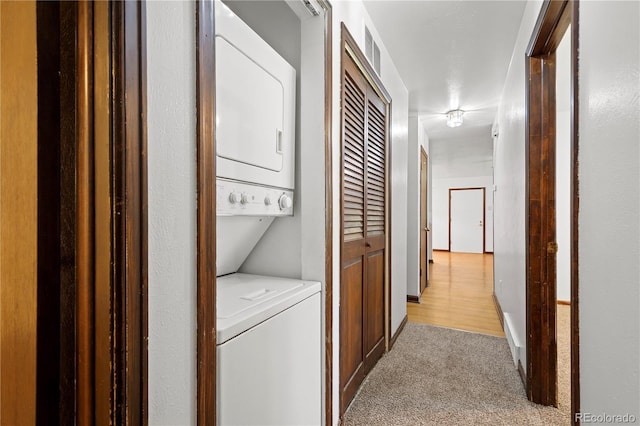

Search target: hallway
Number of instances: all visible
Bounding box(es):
[343,251,570,425]
[342,321,568,425]
[408,251,503,337]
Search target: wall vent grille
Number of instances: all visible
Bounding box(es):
[364,26,381,76]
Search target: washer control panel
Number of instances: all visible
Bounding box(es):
[217,178,294,216]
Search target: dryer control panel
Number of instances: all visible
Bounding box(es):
[217,178,294,216]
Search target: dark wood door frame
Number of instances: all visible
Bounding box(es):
[195,2,334,425]
[75,1,149,423]
[338,22,392,418]
[525,0,580,422]
[448,187,486,253]
[195,1,217,425]
[319,3,333,425]
[420,147,429,293]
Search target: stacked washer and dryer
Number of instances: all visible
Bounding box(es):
[214,2,321,425]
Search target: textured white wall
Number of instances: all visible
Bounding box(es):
[555,31,571,303]
[147,1,197,424]
[432,175,494,252]
[578,0,639,417]
[493,0,543,368]
[329,2,409,423]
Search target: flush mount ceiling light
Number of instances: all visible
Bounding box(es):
[446,109,464,128]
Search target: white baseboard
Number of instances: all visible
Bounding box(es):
[503,312,522,367]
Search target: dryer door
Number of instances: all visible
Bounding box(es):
[216,36,284,172]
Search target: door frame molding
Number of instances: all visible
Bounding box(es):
[448,187,486,253]
[318,3,333,425]
[338,22,392,418]
[419,146,429,292]
[195,1,217,424]
[525,0,580,420]
[73,1,149,423]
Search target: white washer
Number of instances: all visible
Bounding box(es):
[216,273,321,426]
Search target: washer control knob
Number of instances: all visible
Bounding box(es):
[229,192,240,204]
[264,195,272,206]
[279,194,293,210]
[240,193,249,205]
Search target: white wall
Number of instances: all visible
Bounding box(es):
[493,0,543,368]
[432,176,494,252]
[406,117,431,297]
[578,0,639,418]
[329,2,409,423]
[147,1,196,424]
[555,30,571,303]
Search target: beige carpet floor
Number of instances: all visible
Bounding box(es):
[343,322,570,425]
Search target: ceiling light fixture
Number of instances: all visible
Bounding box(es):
[446,109,464,128]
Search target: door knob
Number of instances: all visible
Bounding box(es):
[425,227,430,231]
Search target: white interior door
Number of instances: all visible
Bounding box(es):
[450,188,484,253]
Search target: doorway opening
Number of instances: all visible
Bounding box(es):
[525,1,579,423]
[448,187,486,254]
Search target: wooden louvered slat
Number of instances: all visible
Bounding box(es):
[366,98,386,237]
[342,70,366,242]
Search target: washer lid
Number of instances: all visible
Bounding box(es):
[217,273,304,319]
[216,273,321,344]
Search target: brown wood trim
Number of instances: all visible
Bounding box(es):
[526,0,573,409]
[196,1,217,425]
[570,1,580,423]
[432,249,449,252]
[527,0,571,56]
[493,293,505,330]
[93,1,112,422]
[111,1,148,423]
[36,2,63,420]
[76,2,96,423]
[407,295,420,304]
[389,315,408,350]
[448,187,486,253]
[558,300,571,306]
[319,2,333,425]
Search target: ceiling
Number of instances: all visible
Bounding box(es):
[362,0,527,173]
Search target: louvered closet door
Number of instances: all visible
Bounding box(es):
[340,53,388,414]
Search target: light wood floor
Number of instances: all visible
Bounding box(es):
[407,251,505,337]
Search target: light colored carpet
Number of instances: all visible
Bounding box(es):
[557,304,571,412]
[343,322,569,425]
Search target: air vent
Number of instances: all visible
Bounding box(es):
[364,26,381,76]
[302,0,321,16]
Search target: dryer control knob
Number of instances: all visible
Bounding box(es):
[240,193,249,205]
[228,192,240,204]
[279,194,293,210]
